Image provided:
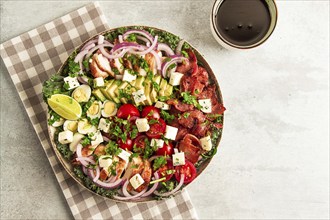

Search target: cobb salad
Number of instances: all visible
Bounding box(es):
[43,26,225,201]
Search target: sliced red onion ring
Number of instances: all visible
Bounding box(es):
[153,174,185,197]
[175,39,185,55]
[98,35,105,45]
[82,166,88,175]
[96,178,123,189]
[118,35,123,43]
[76,157,95,167]
[100,47,128,60]
[77,76,89,84]
[113,187,148,201]
[129,36,158,56]
[141,172,160,197]
[93,166,100,182]
[112,42,141,52]
[158,43,175,56]
[122,180,131,197]
[74,50,89,63]
[123,29,154,44]
[81,39,98,51]
[76,144,83,158]
[85,44,114,60]
[136,36,151,46]
[83,43,96,52]
[161,56,188,78]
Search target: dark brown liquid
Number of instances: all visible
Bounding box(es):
[215,0,271,46]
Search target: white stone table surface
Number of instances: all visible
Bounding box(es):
[0,0,329,219]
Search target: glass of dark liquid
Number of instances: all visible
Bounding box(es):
[211,0,278,50]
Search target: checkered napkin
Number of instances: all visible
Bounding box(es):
[0,2,198,219]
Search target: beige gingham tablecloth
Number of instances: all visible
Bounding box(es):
[0,2,198,219]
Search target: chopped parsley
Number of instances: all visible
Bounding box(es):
[160,110,175,123]
[181,92,202,109]
[153,156,167,170]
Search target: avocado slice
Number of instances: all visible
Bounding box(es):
[135,76,145,90]
[158,79,168,97]
[92,89,106,102]
[150,75,162,103]
[115,81,129,103]
[143,78,152,106]
[164,85,173,97]
[107,80,121,103]
[100,79,114,100]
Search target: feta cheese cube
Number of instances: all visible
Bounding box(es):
[64,76,80,90]
[135,118,150,132]
[169,72,184,86]
[150,139,164,148]
[90,131,103,146]
[198,99,212,113]
[118,149,131,162]
[164,125,178,140]
[58,130,74,144]
[154,101,170,110]
[93,77,105,87]
[200,136,212,151]
[172,152,186,166]
[129,173,145,190]
[122,69,137,82]
[132,89,147,104]
[98,118,110,133]
[99,155,113,168]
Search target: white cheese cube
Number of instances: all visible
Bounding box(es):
[154,101,170,110]
[150,139,164,148]
[90,131,104,146]
[198,99,212,113]
[138,68,147,76]
[172,152,186,166]
[129,173,145,190]
[164,125,178,140]
[200,136,212,151]
[118,149,131,162]
[64,76,80,90]
[135,118,150,132]
[99,155,113,168]
[58,130,74,144]
[122,69,137,82]
[98,118,110,133]
[132,89,147,104]
[93,77,104,87]
[169,72,184,86]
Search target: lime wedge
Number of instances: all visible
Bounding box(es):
[48,94,82,120]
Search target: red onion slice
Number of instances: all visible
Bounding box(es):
[153,174,185,197]
[150,50,162,72]
[158,43,175,56]
[102,135,110,142]
[81,39,98,51]
[136,36,151,46]
[85,44,114,60]
[141,172,160,197]
[77,76,89,84]
[96,178,123,189]
[161,56,188,78]
[93,166,100,182]
[76,157,95,167]
[122,180,131,197]
[175,39,185,55]
[123,29,154,44]
[76,144,83,158]
[112,42,142,52]
[129,36,158,56]
[74,50,89,63]
[113,187,148,201]
[100,47,128,60]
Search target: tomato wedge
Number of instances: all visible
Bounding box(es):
[146,118,166,139]
[118,138,133,151]
[117,104,140,119]
[156,160,174,181]
[175,160,197,184]
[141,106,160,119]
[156,142,174,156]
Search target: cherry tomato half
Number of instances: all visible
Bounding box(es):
[156,160,174,181]
[175,160,197,184]
[146,118,166,139]
[133,135,149,150]
[141,106,160,119]
[118,138,133,151]
[156,142,174,156]
[117,104,140,119]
